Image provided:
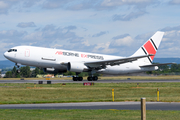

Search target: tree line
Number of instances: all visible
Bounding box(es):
[3,64,180,78]
[3,66,99,78]
[147,64,180,75]
[4,66,45,78]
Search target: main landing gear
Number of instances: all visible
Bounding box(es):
[72,76,98,81]
[87,76,98,81]
[73,76,83,81]
[72,72,98,81]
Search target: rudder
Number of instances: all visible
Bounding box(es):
[132,31,164,64]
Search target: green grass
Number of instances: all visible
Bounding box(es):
[0,109,180,120]
[0,82,180,104]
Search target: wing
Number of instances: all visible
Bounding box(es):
[140,63,176,68]
[84,54,154,70]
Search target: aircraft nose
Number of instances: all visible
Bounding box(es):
[4,52,8,59]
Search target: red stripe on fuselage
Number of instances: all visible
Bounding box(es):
[143,40,156,60]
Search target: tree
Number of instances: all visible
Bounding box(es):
[34,67,40,75]
[5,71,12,78]
[63,71,76,76]
[11,66,17,78]
[31,67,41,77]
[20,66,31,78]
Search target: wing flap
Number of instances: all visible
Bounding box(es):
[85,54,154,69]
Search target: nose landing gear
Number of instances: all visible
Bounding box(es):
[15,63,21,73]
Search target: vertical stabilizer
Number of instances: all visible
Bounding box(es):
[132,31,164,65]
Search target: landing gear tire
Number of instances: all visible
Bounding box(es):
[73,77,77,81]
[73,77,83,81]
[16,70,20,73]
[87,76,98,81]
[93,76,98,81]
[78,77,83,81]
[87,77,93,81]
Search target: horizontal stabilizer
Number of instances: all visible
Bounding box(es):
[140,63,176,68]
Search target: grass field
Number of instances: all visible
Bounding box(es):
[0,109,180,120]
[0,80,179,120]
[0,82,180,104]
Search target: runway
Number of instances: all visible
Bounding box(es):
[0,102,180,110]
[0,79,180,83]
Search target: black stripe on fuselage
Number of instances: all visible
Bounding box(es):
[150,38,158,50]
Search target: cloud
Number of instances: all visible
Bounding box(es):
[169,0,180,4]
[92,42,116,54]
[22,24,83,47]
[0,1,8,9]
[135,32,154,45]
[99,0,158,10]
[101,0,153,6]
[0,30,27,41]
[0,0,21,14]
[0,29,27,57]
[40,0,157,22]
[23,0,41,8]
[0,0,41,14]
[17,22,36,28]
[0,1,10,14]
[113,11,147,21]
[42,0,72,9]
[161,25,180,31]
[42,0,158,10]
[42,0,99,10]
[110,34,133,47]
[92,31,108,37]
[64,25,77,31]
[0,42,14,51]
[0,24,82,49]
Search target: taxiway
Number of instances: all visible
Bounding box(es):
[0,102,180,110]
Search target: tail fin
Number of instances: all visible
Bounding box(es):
[132,31,164,65]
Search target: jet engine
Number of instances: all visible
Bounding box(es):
[67,62,88,72]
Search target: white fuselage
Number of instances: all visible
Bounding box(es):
[4,46,157,75]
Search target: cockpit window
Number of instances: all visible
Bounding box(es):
[8,49,17,52]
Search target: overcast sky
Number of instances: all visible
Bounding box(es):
[0,0,180,60]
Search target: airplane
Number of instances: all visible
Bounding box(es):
[3,31,173,81]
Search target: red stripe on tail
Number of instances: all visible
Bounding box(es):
[143,40,156,60]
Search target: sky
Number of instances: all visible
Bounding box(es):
[1,0,180,60]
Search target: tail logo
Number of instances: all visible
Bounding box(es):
[142,39,157,62]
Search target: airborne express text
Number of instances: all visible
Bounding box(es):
[55,51,104,60]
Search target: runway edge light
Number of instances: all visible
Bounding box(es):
[112,89,114,102]
[157,88,159,102]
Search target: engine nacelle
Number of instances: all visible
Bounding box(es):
[67,62,88,72]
